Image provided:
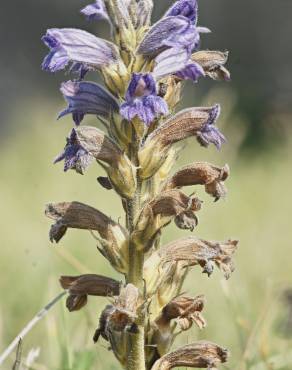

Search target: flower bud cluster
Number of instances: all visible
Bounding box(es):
[43,1,238,369]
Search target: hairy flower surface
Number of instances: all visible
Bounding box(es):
[58,80,119,125]
[60,274,120,311]
[120,73,168,125]
[81,0,110,23]
[42,28,118,74]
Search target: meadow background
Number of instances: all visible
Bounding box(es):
[1,0,292,369]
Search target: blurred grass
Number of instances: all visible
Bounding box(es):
[1,93,292,369]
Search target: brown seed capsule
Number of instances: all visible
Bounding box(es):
[164,162,230,201]
[151,341,229,370]
[132,190,202,250]
[192,50,231,81]
[45,201,129,273]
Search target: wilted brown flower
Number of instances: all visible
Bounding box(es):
[192,50,230,81]
[45,201,129,273]
[144,237,238,306]
[60,274,120,312]
[164,162,230,201]
[156,295,206,332]
[160,237,239,280]
[138,106,222,179]
[66,294,88,312]
[132,190,202,250]
[95,284,140,336]
[93,284,140,365]
[151,341,229,370]
[78,126,137,199]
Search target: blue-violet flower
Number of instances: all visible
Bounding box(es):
[120,73,168,126]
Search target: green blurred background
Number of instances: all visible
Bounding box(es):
[1,0,292,369]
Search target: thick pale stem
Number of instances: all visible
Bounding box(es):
[126,142,146,370]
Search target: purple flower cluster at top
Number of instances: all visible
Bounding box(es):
[42,0,226,154]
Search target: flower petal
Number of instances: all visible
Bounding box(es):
[175,61,205,82]
[165,0,198,24]
[42,28,118,73]
[58,80,119,125]
[81,0,110,22]
[137,16,195,56]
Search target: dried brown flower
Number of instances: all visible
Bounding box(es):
[156,295,206,331]
[138,106,220,179]
[93,284,140,365]
[65,294,88,312]
[132,190,202,250]
[60,274,120,312]
[45,201,129,273]
[192,51,230,81]
[164,162,230,201]
[67,126,137,198]
[151,341,229,370]
[160,237,239,279]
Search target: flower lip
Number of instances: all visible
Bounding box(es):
[58,80,119,125]
[175,61,205,82]
[166,0,198,24]
[42,34,59,48]
[54,128,93,174]
[41,28,118,73]
[81,0,109,22]
[120,73,168,126]
[197,104,226,150]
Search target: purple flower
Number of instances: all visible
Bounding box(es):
[197,104,226,149]
[166,0,198,23]
[153,47,189,79]
[42,28,118,73]
[175,61,205,82]
[137,16,197,56]
[153,47,204,82]
[135,0,154,28]
[120,73,168,126]
[54,129,94,174]
[80,0,110,23]
[58,80,119,125]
